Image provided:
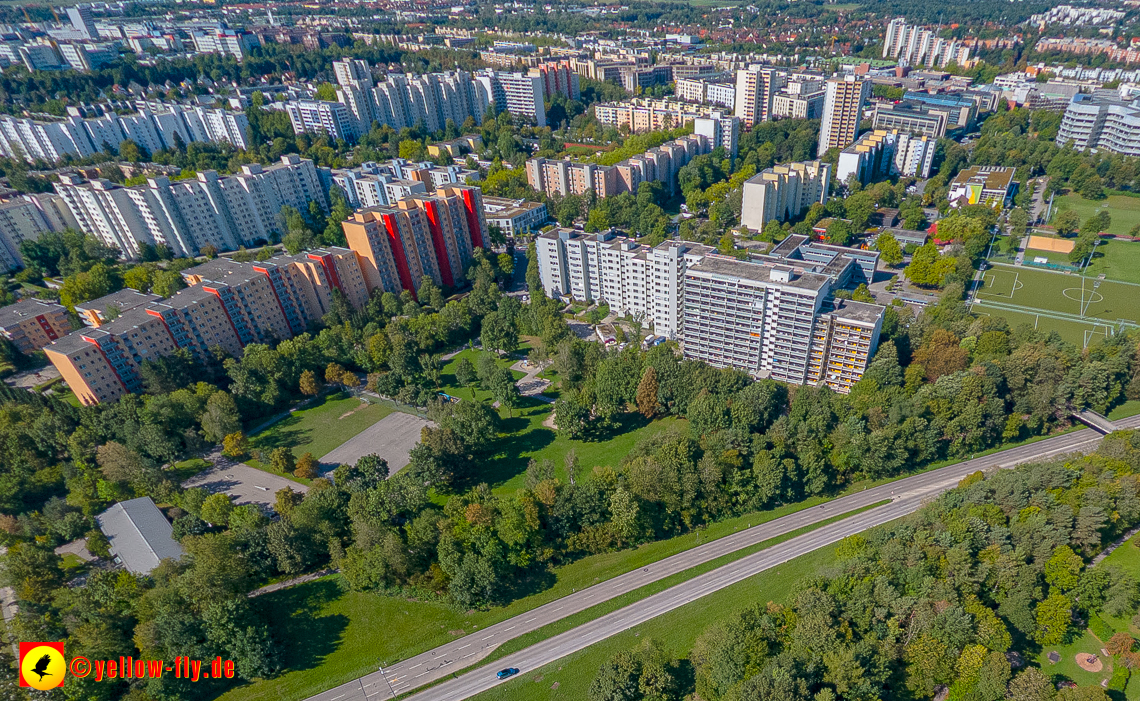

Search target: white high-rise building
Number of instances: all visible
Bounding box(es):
[882,18,971,68]
[66,5,99,40]
[474,70,546,127]
[54,156,327,259]
[693,113,740,158]
[0,106,250,163]
[285,100,356,141]
[837,129,936,184]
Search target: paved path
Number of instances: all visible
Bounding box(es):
[305,415,1140,701]
[182,450,308,510]
[250,569,337,598]
[319,411,433,475]
[511,360,555,403]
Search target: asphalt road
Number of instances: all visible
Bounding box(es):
[307,415,1140,701]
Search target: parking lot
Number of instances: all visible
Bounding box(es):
[319,411,433,476]
[182,460,308,509]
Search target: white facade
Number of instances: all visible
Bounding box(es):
[535,229,711,338]
[285,100,355,141]
[474,70,546,127]
[734,66,786,128]
[693,114,741,158]
[0,105,250,164]
[55,156,327,259]
[882,18,971,68]
[1057,95,1140,156]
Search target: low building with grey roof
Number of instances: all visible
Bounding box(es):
[96,497,183,575]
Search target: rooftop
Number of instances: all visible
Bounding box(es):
[74,289,161,318]
[687,255,831,291]
[0,298,66,328]
[96,496,182,575]
[951,165,1015,191]
[830,299,885,325]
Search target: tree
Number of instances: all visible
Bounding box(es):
[270,447,296,475]
[636,366,658,418]
[201,391,242,443]
[1107,633,1135,657]
[200,493,234,527]
[875,232,904,267]
[489,366,520,417]
[1007,668,1056,701]
[906,243,956,288]
[1054,209,1081,236]
[1034,592,1072,645]
[299,369,321,396]
[454,357,478,399]
[826,219,853,247]
[294,452,319,479]
[222,432,249,458]
[481,311,518,357]
[152,270,185,297]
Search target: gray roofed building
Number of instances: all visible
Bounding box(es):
[96,497,183,574]
[74,289,162,327]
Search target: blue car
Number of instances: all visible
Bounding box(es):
[496,668,519,680]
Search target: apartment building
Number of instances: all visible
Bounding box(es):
[948,166,1018,208]
[903,91,977,129]
[190,28,259,60]
[772,90,825,120]
[0,198,60,272]
[740,160,832,230]
[482,197,548,236]
[681,256,882,392]
[46,246,368,405]
[836,129,936,184]
[285,100,356,141]
[55,156,328,259]
[1057,94,1140,156]
[528,61,581,101]
[341,184,486,293]
[734,66,787,128]
[871,101,949,138]
[0,299,73,354]
[882,18,972,68]
[74,289,162,327]
[675,74,736,109]
[535,229,712,338]
[526,133,711,199]
[474,70,547,127]
[819,76,871,152]
[0,105,251,164]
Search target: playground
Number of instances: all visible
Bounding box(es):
[971,262,1139,347]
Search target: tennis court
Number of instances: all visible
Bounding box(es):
[972,263,1139,346]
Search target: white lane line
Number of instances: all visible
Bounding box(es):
[410,663,422,669]
[458,644,470,650]
[504,625,516,631]
[482,634,494,640]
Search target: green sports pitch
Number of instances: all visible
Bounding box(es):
[971,262,1140,347]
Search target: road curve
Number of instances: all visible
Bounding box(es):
[307,415,1140,701]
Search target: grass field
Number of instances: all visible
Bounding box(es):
[246,392,394,471]
[1083,239,1140,284]
[216,498,848,701]
[1059,193,1140,236]
[973,262,1139,346]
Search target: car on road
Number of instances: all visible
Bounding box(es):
[496,668,519,680]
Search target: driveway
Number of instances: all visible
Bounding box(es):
[319,411,433,476]
[182,456,308,510]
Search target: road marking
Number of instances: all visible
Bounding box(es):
[463,653,477,659]
[482,634,494,640]
[526,617,536,622]
[415,672,427,678]
[458,644,470,650]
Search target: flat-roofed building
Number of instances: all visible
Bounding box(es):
[820,76,870,152]
[74,289,162,327]
[872,101,949,138]
[740,160,831,230]
[0,298,73,353]
[482,196,549,236]
[948,166,1017,208]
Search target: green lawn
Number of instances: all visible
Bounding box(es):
[170,457,212,482]
[1059,193,1140,236]
[219,497,850,701]
[474,543,842,701]
[1083,239,1140,285]
[972,305,1114,347]
[1035,629,1113,690]
[246,392,394,469]
[439,348,682,493]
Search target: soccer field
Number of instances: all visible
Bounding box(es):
[972,263,1139,346]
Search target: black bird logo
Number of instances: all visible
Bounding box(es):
[31,654,53,681]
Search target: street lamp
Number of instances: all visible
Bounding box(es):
[378,663,397,698]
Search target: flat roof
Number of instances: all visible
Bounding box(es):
[687,255,830,291]
[75,289,161,316]
[0,298,66,327]
[831,299,885,324]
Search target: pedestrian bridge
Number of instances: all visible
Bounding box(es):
[1073,409,1120,435]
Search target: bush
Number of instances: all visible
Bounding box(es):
[1109,665,1129,692]
[1089,613,1115,642]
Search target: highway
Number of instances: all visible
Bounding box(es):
[308,414,1140,701]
